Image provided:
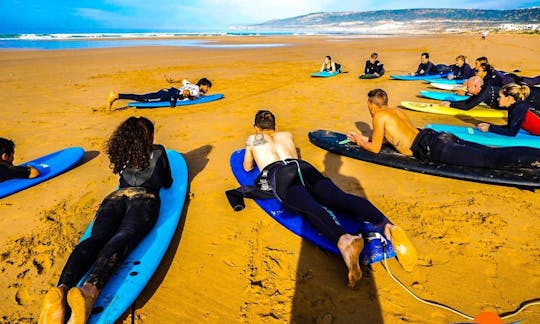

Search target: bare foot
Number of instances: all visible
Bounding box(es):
[66,284,98,324]
[106,91,119,110]
[386,224,417,272]
[337,234,364,288]
[38,286,66,324]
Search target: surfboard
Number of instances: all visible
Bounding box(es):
[79,150,188,324]
[430,82,467,91]
[359,74,379,79]
[0,147,84,199]
[310,71,340,78]
[229,149,397,265]
[423,78,466,84]
[127,93,224,108]
[426,124,540,148]
[390,72,451,81]
[308,130,540,188]
[400,101,507,118]
[419,90,470,101]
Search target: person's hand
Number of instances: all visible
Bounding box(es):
[447,74,455,80]
[347,131,368,144]
[455,89,467,96]
[374,72,379,77]
[476,123,490,132]
[164,74,176,84]
[440,101,451,107]
[28,166,40,178]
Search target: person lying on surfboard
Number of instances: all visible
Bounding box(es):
[242,110,417,288]
[39,117,173,324]
[476,83,539,136]
[0,137,40,181]
[409,52,439,76]
[446,55,474,81]
[106,77,212,110]
[319,55,341,73]
[347,88,540,169]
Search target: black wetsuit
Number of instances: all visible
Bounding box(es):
[489,101,531,136]
[119,88,182,107]
[449,84,501,110]
[415,61,439,76]
[364,60,385,76]
[450,63,474,80]
[0,161,31,182]
[58,144,172,290]
[485,70,540,87]
[410,129,540,169]
[255,159,390,244]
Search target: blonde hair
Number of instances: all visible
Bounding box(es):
[501,83,530,102]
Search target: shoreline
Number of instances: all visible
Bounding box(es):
[0,34,538,323]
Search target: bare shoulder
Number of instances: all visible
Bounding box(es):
[274,131,293,139]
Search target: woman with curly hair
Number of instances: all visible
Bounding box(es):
[39,117,172,324]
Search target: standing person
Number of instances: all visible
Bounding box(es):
[320,55,341,73]
[107,77,212,109]
[347,88,540,169]
[0,138,40,181]
[38,117,173,324]
[410,52,439,76]
[360,52,385,78]
[447,55,474,80]
[241,110,417,288]
[476,83,535,136]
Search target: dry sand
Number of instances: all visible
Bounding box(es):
[0,34,539,323]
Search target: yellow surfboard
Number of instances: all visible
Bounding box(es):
[400,101,507,118]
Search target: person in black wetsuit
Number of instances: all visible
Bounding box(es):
[476,83,536,136]
[39,117,173,324]
[348,88,540,170]
[441,76,501,110]
[0,137,40,181]
[107,77,212,110]
[241,110,417,288]
[447,55,475,80]
[410,52,439,76]
[361,52,385,78]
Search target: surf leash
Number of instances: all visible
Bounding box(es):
[377,239,540,322]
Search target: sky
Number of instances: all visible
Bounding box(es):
[1,0,539,33]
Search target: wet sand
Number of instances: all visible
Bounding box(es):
[0,34,539,323]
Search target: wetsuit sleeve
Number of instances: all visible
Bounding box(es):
[414,64,423,76]
[450,87,489,110]
[427,62,439,75]
[156,145,173,189]
[488,102,529,136]
[364,60,370,74]
[376,62,384,74]
[0,163,31,182]
[462,64,474,79]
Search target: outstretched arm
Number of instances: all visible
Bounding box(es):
[243,141,255,172]
[347,114,386,154]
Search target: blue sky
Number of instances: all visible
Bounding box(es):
[1,0,539,33]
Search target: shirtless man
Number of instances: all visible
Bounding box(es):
[348,89,540,169]
[244,110,417,288]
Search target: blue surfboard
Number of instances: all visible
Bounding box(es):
[310,71,340,78]
[229,149,396,265]
[78,150,188,324]
[419,90,470,101]
[127,93,224,108]
[0,147,84,199]
[424,78,466,85]
[390,72,451,81]
[426,124,540,148]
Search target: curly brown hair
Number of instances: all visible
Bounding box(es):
[106,117,154,174]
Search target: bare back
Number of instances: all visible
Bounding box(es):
[376,108,419,156]
[243,131,298,171]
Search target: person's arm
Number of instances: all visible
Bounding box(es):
[413,64,423,76]
[320,62,325,72]
[156,145,173,188]
[449,88,488,110]
[347,114,386,154]
[330,62,336,72]
[28,166,40,178]
[364,61,370,74]
[0,163,35,181]
[375,62,384,76]
[480,102,529,136]
[243,138,255,172]
[164,74,183,84]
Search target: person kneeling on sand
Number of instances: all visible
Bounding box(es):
[0,137,40,181]
[38,117,172,324]
[239,110,417,288]
[107,77,212,110]
[347,88,540,169]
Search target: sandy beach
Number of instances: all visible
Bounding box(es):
[0,34,539,323]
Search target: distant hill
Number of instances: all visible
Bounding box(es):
[245,8,540,34]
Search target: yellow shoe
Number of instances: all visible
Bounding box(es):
[391,226,417,272]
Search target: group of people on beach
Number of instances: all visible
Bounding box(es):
[2,49,540,324]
